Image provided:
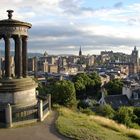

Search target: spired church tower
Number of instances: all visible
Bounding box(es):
[79,46,82,56]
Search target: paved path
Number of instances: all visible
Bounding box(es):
[0,111,71,140]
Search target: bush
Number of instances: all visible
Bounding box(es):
[133,107,140,125]
[114,107,137,127]
[77,100,90,109]
[80,108,95,115]
[95,104,115,119]
[51,80,77,108]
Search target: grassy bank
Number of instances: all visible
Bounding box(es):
[56,107,140,140]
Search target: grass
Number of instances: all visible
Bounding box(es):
[55,107,140,140]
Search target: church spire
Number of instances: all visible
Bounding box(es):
[79,46,82,56]
[134,46,137,51]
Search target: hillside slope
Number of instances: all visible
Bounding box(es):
[56,107,140,140]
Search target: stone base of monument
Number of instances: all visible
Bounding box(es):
[0,77,38,109]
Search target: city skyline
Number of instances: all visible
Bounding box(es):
[0,0,140,55]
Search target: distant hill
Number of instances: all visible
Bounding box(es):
[0,50,43,58]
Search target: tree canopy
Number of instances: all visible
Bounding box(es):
[73,72,101,99]
[105,79,123,95]
[50,80,77,108]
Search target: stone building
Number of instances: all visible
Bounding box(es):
[48,64,58,73]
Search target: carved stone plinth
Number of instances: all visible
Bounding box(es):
[0,77,38,109]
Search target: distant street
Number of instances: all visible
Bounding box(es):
[0,111,71,140]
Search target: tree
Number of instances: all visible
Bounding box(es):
[73,73,90,99]
[105,79,123,95]
[50,80,77,108]
[96,104,115,119]
[88,72,101,97]
[133,107,140,125]
[73,72,101,99]
[114,107,136,127]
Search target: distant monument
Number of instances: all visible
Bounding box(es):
[0,10,37,109]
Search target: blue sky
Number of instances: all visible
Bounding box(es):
[1,0,140,55]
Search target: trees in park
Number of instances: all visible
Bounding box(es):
[50,80,77,108]
[73,72,101,99]
[105,79,123,95]
[37,72,102,107]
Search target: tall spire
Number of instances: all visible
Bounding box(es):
[79,46,82,56]
[134,46,137,51]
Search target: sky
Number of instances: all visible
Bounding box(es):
[1,0,140,55]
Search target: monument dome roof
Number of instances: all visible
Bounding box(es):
[0,10,31,28]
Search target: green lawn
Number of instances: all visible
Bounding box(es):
[55,107,140,140]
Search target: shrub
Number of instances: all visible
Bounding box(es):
[95,104,115,119]
[51,80,77,108]
[77,100,89,109]
[133,107,140,125]
[114,107,136,127]
[80,108,95,115]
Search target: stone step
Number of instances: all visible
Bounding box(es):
[0,77,37,92]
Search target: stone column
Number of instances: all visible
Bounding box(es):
[16,35,22,78]
[38,100,43,122]
[5,104,12,128]
[14,37,18,77]
[48,94,51,111]
[22,36,28,78]
[0,36,2,78]
[4,35,11,78]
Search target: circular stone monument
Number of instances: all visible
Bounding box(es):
[0,10,37,109]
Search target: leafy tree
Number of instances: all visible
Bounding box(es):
[105,79,123,95]
[50,80,77,108]
[73,73,90,99]
[114,107,136,127]
[133,107,140,125]
[73,72,101,99]
[86,72,101,99]
[96,104,115,119]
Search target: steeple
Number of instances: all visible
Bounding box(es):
[134,46,137,51]
[79,46,82,56]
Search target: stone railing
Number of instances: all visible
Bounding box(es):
[0,94,51,128]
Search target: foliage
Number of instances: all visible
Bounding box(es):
[78,99,97,109]
[50,80,77,108]
[73,72,101,99]
[94,105,140,128]
[114,107,137,127]
[36,80,48,96]
[77,100,90,109]
[95,105,115,119]
[56,107,140,140]
[105,79,123,95]
[79,108,95,116]
[133,107,140,125]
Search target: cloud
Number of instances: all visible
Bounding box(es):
[59,0,83,14]
[26,23,140,55]
[114,2,123,8]
[0,0,140,55]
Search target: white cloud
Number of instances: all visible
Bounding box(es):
[0,0,140,55]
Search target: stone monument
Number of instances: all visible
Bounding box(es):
[0,10,37,109]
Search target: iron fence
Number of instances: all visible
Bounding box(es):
[0,108,6,123]
[12,105,38,122]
